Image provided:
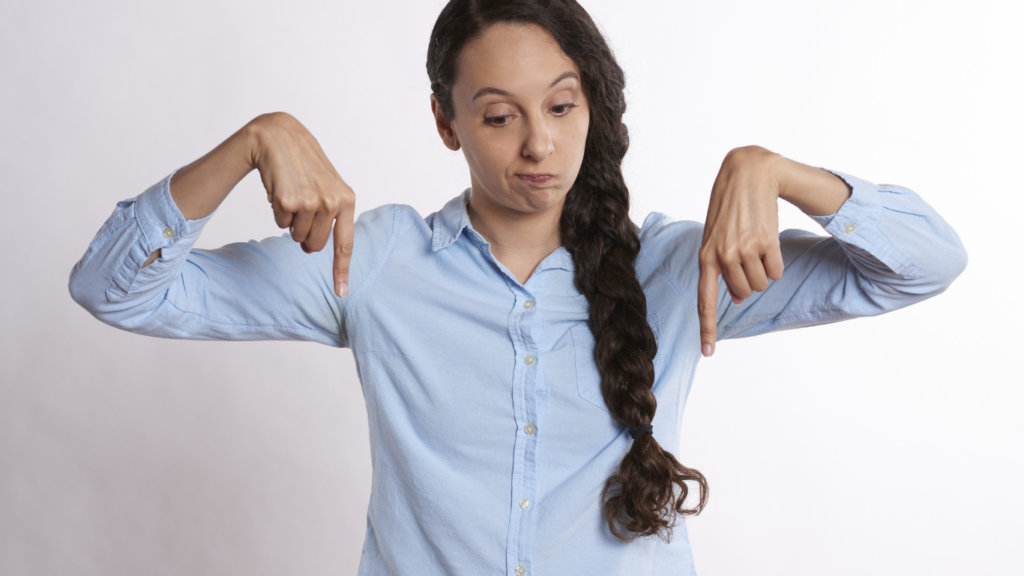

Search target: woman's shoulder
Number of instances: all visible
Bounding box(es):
[347,199,453,274]
[352,201,437,245]
[354,188,475,253]
[636,211,705,273]
[637,210,703,237]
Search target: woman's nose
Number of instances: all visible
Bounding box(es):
[521,116,554,161]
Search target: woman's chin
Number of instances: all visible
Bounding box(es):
[508,184,567,213]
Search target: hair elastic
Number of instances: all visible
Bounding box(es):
[628,424,653,439]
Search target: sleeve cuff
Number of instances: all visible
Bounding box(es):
[105,167,218,302]
[134,165,217,258]
[808,167,919,279]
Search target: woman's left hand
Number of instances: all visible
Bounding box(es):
[697,145,787,358]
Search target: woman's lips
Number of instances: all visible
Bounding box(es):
[517,173,553,185]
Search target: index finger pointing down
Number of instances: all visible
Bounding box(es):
[334,204,354,297]
[697,259,719,357]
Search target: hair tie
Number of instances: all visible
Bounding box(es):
[628,424,653,439]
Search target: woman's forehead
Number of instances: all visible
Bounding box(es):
[454,22,580,101]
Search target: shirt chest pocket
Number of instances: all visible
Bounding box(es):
[569,312,661,412]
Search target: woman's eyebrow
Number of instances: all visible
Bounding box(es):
[471,71,580,101]
[547,71,579,88]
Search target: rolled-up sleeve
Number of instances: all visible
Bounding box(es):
[640,168,968,341]
[68,169,397,348]
[716,168,968,339]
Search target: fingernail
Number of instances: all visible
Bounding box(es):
[336,282,347,297]
[702,343,712,357]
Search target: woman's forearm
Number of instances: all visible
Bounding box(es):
[141,119,260,268]
[772,153,853,216]
[170,122,259,220]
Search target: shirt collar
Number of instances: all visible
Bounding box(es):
[431,187,575,273]
[431,188,474,252]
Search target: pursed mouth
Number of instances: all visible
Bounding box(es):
[517,174,554,184]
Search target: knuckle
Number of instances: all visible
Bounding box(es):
[300,196,318,212]
[339,184,356,204]
[337,241,354,255]
[322,196,339,213]
[279,197,298,212]
[698,247,717,265]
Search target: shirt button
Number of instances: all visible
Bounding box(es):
[524,424,536,435]
[515,566,526,576]
[524,355,535,365]
[523,300,534,309]
[520,498,530,509]
[844,223,856,234]
[163,227,174,239]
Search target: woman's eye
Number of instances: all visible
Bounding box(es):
[552,103,578,115]
[484,115,514,126]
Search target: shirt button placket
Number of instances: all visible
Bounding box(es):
[511,292,537,576]
[521,297,538,435]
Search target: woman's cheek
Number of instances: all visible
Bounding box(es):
[565,124,587,170]
[482,135,518,176]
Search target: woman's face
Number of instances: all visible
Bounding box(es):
[433,22,590,218]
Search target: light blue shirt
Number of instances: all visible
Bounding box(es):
[69,166,967,575]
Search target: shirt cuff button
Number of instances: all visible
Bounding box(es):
[163,227,175,239]
[844,223,856,234]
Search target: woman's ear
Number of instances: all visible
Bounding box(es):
[430,94,461,151]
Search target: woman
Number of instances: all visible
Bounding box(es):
[68,0,968,574]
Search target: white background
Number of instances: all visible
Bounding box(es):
[2,0,1021,574]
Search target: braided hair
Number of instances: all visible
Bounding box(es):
[427,0,708,543]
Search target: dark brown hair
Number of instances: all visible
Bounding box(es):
[426,0,707,543]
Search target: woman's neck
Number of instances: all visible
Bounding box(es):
[466,190,564,285]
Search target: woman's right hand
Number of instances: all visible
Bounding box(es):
[249,112,356,297]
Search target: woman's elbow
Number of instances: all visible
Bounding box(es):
[68,260,103,315]
[67,261,139,330]
[915,231,968,298]
[937,231,969,292]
